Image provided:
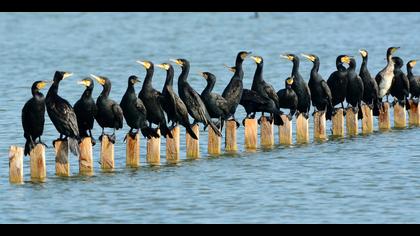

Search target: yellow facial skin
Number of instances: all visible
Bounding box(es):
[157,63,170,70]
[250,56,262,64]
[137,60,152,69]
[286,77,294,85]
[199,72,208,80]
[409,60,417,68]
[62,72,73,79]
[359,49,368,58]
[341,56,351,64]
[301,54,316,62]
[280,54,294,61]
[77,79,91,87]
[391,47,399,54]
[240,52,250,60]
[170,59,183,66]
[36,81,48,90]
[90,74,105,85]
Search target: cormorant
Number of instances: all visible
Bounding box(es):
[301,54,333,115]
[91,74,124,144]
[390,57,410,107]
[222,51,251,125]
[22,80,48,156]
[171,58,222,137]
[359,49,381,115]
[199,71,230,131]
[407,60,420,103]
[74,78,97,145]
[343,56,364,119]
[280,54,311,118]
[249,55,284,126]
[276,76,298,120]
[137,61,173,139]
[157,63,198,140]
[46,71,80,156]
[375,47,400,103]
[119,75,159,140]
[326,55,348,119]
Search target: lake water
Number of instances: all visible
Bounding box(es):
[0,12,419,223]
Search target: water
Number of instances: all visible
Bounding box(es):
[0,12,419,223]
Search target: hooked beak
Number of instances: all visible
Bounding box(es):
[169,59,182,66]
[90,74,105,85]
[63,72,73,79]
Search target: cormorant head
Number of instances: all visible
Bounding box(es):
[199,72,216,81]
[31,80,49,94]
[340,55,352,65]
[236,51,251,63]
[301,54,318,63]
[392,57,404,69]
[285,76,294,88]
[250,56,263,65]
[127,75,140,85]
[280,54,298,62]
[359,49,368,58]
[90,74,110,87]
[53,71,73,83]
[156,63,173,71]
[387,47,400,56]
[407,60,417,69]
[170,58,189,68]
[137,60,154,71]
[77,78,94,89]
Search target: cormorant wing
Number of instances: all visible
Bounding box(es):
[241,89,266,104]
[263,83,280,108]
[51,97,79,136]
[321,80,332,101]
[213,93,230,114]
[135,97,147,115]
[111,103,124,128]
[186,87,209,122]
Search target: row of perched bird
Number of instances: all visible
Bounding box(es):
[21,48,420,157]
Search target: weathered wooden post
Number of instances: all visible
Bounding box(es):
[379,102,391,130]
[147,129,161,165]
[79,137,93,175]
[278,115,292,145]
[346,108,359,136]
[314,111,327,140]
[100,135,114,170]
[260,116,274,147]
[166,126,180,163]
[361,105,374,134]
[208,125,221,155]
[186,125,200,159]
[394,103,406,129]
[30,144,46,182]
[54,140,70,177]
[9,146,24,184]
[408,100,420,126]
[244,118,258,150]
[296,114,309,144]
[331,109,345,137]
[126,133,140,168]
[225,120,238,152]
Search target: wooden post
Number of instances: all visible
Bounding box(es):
[186,125,200,159]
[331,109,345,137]
[346,108,359,136]
[244,118,258,150]
[100,135,114,170]
[394,103,406,129]
[208,125,221,155]
[260,116,274,147]
[225,120,238,152]
[147,129,161,165]
[126,133,140,168]
[296,114,309,144]
[79,137,93,175]
[9,146,24,184]
[54,140,70,177]
[30,144,46,182]
[379,102,391,130]
[408,100,420,126]
[314,111,327,140]
[278,115,292,145]
[361,105,374,134]
[166,126,180,164]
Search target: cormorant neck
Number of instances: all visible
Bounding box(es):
[126,83,135,94]
[203,77,216,95]
[361,56,368,70]
[100,84,111,98]
[143,69,154,87]
[47,81,59,97]
[234,63,244,79]
[165,67,175,87]
[337,63,346,72]
[292,59,300,75]
[407,65,414,77]
[82,87,93,99]
[253,63,263,82]
[179,65,190,84]
[311,60,320,74]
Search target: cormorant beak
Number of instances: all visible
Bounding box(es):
[409,60,417,68]
[391,47,400,54]
[359,49,368,58]
[135,79,141,84]
[36,81,49,90]
[169,59,183,66]
[136,60,151,69]
[250,56,262,64]
[341,56,351,64]
[77,80,91,87]
[156,63,169,70]
[198,72,207,79]
[63,72,73,79]
[286,78,294,85]
[301,54,314,62]
[280,54,293,61]
[90,74,105,85]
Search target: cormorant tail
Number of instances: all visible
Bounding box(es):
[68,137,80,157]
[208,121,222,137]
[185,124,198,140]
[140,127,160,139]
[273,113,284,126]
[24,138,35,156]
[358,103,364,120]
[326,105,333,121]
[373,99,381,116]
[160,123,173,139]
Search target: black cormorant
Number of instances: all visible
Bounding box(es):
[120,75,159,139]
[375,47,400,103]
[277,76,298,120]
[343,56,364,119]
[301,54,333,115]
[326,55,348,119]
[157,63,198,140]
[46,71,80,156]
[407,60,420,103]
[22,80,48,156]
[74,78,97,145]
[91,74,124,144]
[171,58,222,137]
[359,49,381,115]
[137,60,173,139]
[280,54,311,118]
[390,57,410,107]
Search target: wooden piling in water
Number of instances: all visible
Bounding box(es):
[186,125,200,159]
[331,108,345,137]
[244,118,258,150]
[126,133,140,168]
[278,115,292,145]
[361,105,374,134]
[30,144,46,182]
[346,108,359,136]
[296,114,309,144]
[408,99,420,126]
[166,126,180,163]
[54,140,70,177]
[379,102,391,130]
[100,135,114,170]
[9,145,23,184]
[225,120,238,152]
[260,116,274,147]
[314,111,327,141]
[208,125,221,155]
[79,137,93,175]
[147,129,161,165]
[394,103,406,129]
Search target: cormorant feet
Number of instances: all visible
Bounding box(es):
[352,106,359,114]
[368,104,374,110]
[52,137,67,148]
[37,141,49,148]
[203,124,208,131]
[391,100,397,107]
[214,120,222,129]
[109,134,116,144]
[90,136,96,146]
[128,131,138,140]
[287,114,293,121]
